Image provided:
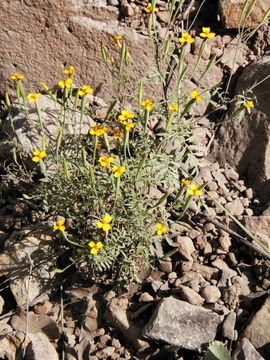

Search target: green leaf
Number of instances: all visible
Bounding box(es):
[204,341,231,360]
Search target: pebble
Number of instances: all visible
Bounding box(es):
[177,236,195,260]
[111,338,121,349]
[225,199,244,216]
[181,260,193,273]
[212,259,229,270]
[201,285,221,303]
[245,188,254,199]
[108,0,119,5]
[179,285,204,306]
[158,260,172,273]
[219,235,232,252]
[168,271,177,280]
[139,292,154,302]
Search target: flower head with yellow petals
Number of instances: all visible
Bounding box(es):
[58,78,72,89]
[191,90,202,102]
[32,149,47,163]
[63,65,75,75]
[88,241,104,255]
[145,2,159,13]
[97,214,112,232]
[99,156,114,167]
[27,93,42,103]
[187,184,203,196]
[168,103,179,112]
[77,85,94,97]
[181,178,191,187]
[200,27,215,39]
[179,32,195,44]
[119,110,135,124]
[157,223,167,236]
[112,165,126,178]
[90,125,108,136]
[113,34,123,47]
[141,98,154,111]
[53,218,66,232]
[11,73,24,81]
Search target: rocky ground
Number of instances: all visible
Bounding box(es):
[1,0,270,360]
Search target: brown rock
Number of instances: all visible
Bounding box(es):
[178,285,205,306]
[200,285,221,303]
[25,332,59,360]
[242,215,270,251]
[219,0,270,29]
[177,236,196,260]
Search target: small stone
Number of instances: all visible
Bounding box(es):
[179,286,204,306]
[177,236,195,260]
[222,311,236,340]
[139,292,154,302]
[111,338,121,349]
[204,242,212,256]
[225,199,244,216]
[212,259,229,270]
[241,198,250,208]
[245,188,254,200]
[201,285,221,303]
[157,10,169,23]
[107,0,119,5]
[158,260,172,273]
[224,165,239,181]
[219,235,231,252]
[84,317,98,332]
[34,301,53,315]
[181,260,193,273]
[262,278,270,290]
[25,333,58,360]
[168,272,177,280]
[104,290,116,301]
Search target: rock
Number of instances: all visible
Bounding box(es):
[11,310,60,340]
[243,296,270,358]
[0,331,26,360]
[178,286,204,306]
[0,295,4,315]
[201,285,221,303]
[212,258,229,270]
[139,293,154,302]
[96,346,116,357]
[233,337,264,360]
[242,215,270,251]
[225,199,244,216]
[157,10,170,23]
[143,296,221,350]
[120,2,134,16]
[0,232,55,306]
[192,263,220,281]
[158,260,172,273]
[108,0,119,5]
[212,57,270,200]
[176,236,195,260]
[25,332,59,360]
[222,311,236,340]
[219,0,270,29]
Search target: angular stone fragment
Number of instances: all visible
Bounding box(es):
[143,296,221,350]
[233,337,264,360]
[25,332,59,360]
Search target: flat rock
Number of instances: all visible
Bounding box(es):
[25,332,59,360]
[143,296,221,350]
[233,337,264,360]
[243,296,270,358]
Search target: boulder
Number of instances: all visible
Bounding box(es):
[212,57,270,200]
[143,296,221,350]
[219,0,270,29]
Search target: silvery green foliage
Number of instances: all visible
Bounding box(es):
[204,341,231,360]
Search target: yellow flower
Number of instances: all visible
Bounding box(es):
[168,103,179,112]
[88,241,104,255]
[112,165,126,178]
[191,90,202,102]
[200,27,215,39]
[179,32,195,44]
[53,218,66,232]
[99,156,114,167]
[90,124,108,136]
[58,78,72,89]
[11,73,24,81]
[39,81,49,90]
[244,100,254,108]
[113,34,123,47]
[125,122,135,131]
[181,178,190,187]
[112,128,122,139]
[157,223,167,236]
[187,184,203,196]
[145,2,159,13]
[63,65,75,75]
[119,110,135,123]
[32,149,47,163]
[77,84,94,97]
[141,98,154,111]
[27,93,42,103]
[97,214,112,232]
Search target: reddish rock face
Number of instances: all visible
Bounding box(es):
[219,0,270,29]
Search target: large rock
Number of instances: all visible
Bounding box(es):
[219,0,270,29]
[242,296,270,358]
[233,338,264,360]
[242,215,270,251]
[25,332,59,360]
[212,57,270,200]
[143,296,221,350]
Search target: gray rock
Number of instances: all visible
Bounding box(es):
[25,332,59,360]
[143,296,221,350]
[233,337,264,360]
[178,286,204,306]
[201,285,221,303]
[225,200,244,216]
[243,296,270,358]
[222,311,236,340]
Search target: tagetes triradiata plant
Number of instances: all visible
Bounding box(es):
[145,2,159,13]
[244,100,254,108]
[113,34,123,47]
[88,241,104,255]
[98,156,114,167]
[188,184,203,196]
[200,27,215,39]
[181,178,191,187]
[53,218,66,232]
[141,98,154,111]
[112,165,126,178]
[58,78,72,89]
[168,103,179,112]
[27,93,42,103]
[11,73,24,81]
[119,110,135,123]
[77,85,94,97]
[39,81,49,90]
[32,149,47,163]
[125,122,135,131]
[112,128,122,139]
[179,32,195,44]
[191,90,202,102]
[90,125,108,136]
[157,223,167,235]
[97,214,112,232]
[63,65,74,75]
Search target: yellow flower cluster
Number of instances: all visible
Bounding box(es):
[112,165,126,178]
[63,65,75,75]
[113,34,123,47]
[99,156,114,167]
[141,98,154,111]
[157,223,167,236]
[32,149,47,163]
[11,73,24,81]
[145,2,159,13]
[27,93,41,103]
[181,178,203,196]
[90,124,108,136]
[168,103,179,112]
[179,27,215,45]
[97,214,112,232]
[58,78,72,89]
[119,110,136,131]
[78,85,94,97]
[179,32,195,44]
[88,241,104,255]
[53,218,66,232]
[191,90,202,102]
